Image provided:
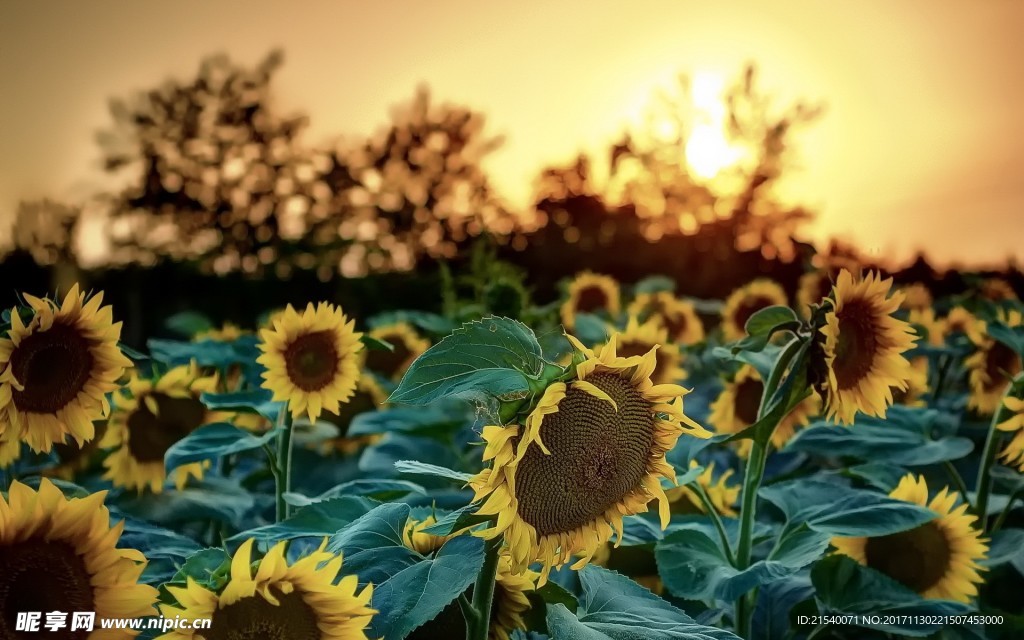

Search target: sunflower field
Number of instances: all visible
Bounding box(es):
[1,265,1023,640]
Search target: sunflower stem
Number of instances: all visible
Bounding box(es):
[991,488,1022,533]
[694,483,736,565]
[274,408,295,522]
[975,384,1017,533]
[467,536,502,640]
[734,438,769,639]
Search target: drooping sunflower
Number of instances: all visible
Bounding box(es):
[898,283,933,312]
[0,479,158,637]
[0,284,132,453]
[469,333,710,582]
[720,279,788,341]
[965,310,1023,415]
[560,272,621,330]
[158,538,375,640]
[321,374,389,455]
[626,291,705,345]
[996,396,1024,471]
[363,321,430,381]
[832,474,987,603]
[708,364,819,456]
[666,459,740,517]
[816,270,917,425]
[600,316,686,384]
[102,363,221,493]
[258,302,364,422]
[796,270,834,319]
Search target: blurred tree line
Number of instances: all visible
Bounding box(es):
[2,50,1020,344]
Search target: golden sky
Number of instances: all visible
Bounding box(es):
[2,0,1022,266]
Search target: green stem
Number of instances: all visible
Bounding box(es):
[275,409,295,522]
[734,438,769,639]
[975,387,1015,532]
[942,461,971,506]
[991,488,1022,533]
[467,537,502,640]
[695,483,736,565]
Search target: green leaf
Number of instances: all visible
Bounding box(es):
[163,548,231,593]
[226,496,377,546]
[760,479,937,537]
[347,405,468,437]
[745,305,799,337]
[388,316,544,405]
[393,460,473,483]
[327,503,410,556]
[844,463,911,492]
[164,422,280,473]
[284,480,426,508]
[368,311,456,336]
[165,311,214,338]
[633,275,677,295]
[546,564,742,639]
[201,390,283,423]
[786,406,973,465]
[711,342,785,382]
[361,334,395,352]
[113,477,255,526]
[751,576,814,640]
[982,528,1024,568]
[811,555,971,636]
[571,312,610,346]
[988,322,1024,359]
[148,336,258,369]
[420,503,491,536]
[368,535,486,640]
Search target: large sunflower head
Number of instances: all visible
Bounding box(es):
[626,292,705,345]
[708,364,819,455]
[600,316,686,384]
[0,479,158,636]
[796,270,835,319]
[816,270,917,425]
[666,460,740,517]
[898,283,933,312]
[0,284,132,453]
[560,272,621,330]
[101,363,221,494]
[321,373,388,455]
[965,310,1023,415]
[832,474,987,603]
[720,279,788,342]
[469,333,710,583]
[258,302,364,422]
[996,396,1024,471]
[363,322,430,381]
[158,538,375,640]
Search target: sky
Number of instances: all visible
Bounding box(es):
[1,0,1022,267]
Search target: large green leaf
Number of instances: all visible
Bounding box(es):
[327,503,410,556]
[393,460,474,483]
[164,422,280,473]
[751,576,814,640]
[284,479,426,507]
[811,555,971,637]
[148,335,259,369]
[785,406,973,466]
[987,321,1024,359]
[982,528,1024,569]
[759,479,937,537]
[201,389,284,423]
[745,305,799,338]
[113,477,255,527]
[347,405,467,437]
[225,496,376,546]
[164,311,214,338]
[546,564,741,639]
[389,316,545,405]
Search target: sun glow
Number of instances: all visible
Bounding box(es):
[684,73,748,180]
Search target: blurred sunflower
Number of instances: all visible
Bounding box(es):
[796,270,834,319]
[720,279,788,341]
[626,291,705,345]
[258,303,363,422]
[894,357,930,407]
[158,538,375,640]
[965,310,1023,414]
[102,364,221,493]
[666,460,740,517]
[0,479,158,636]
[46,419,109,480]
[708,364,819,455]
[832,474,987,603]
[996,396,1024,471]
[817,270,916,424]
[560,272,621,330]
[363,321,430,381]
[0,436,19,467]
[194,322,248,342]
[469,333,710,582]
[321,374,389,455]
[0,284,132,453]
[944,307,977,338]
[899,283,933,312]
[600,315,686,384]
[981,278,1017,301]
[909,308,946,347]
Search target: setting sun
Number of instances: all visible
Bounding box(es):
[684,73,748,180]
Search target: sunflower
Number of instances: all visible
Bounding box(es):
[666,460,740,517]
[626,292,705,345]
[194,322,248,342]
[560,272,621,330]
[363,322,430,381]
[46,419,109,480]
[0,284,132,453]
[944,307,977,338]
[980,278,1017,302]
[965,310,1023,415]
[469,333,710,583]
[321,374,389,455]
[899,283,933,311]
[816,270,917,425]
[796,271,834,319]
[0,435,21,468]
[996,396,1024,471]
[908,308,946,347]
[0,479,158,637]
[258,302,364,422]
[158,538,375,640]
[101,364,221,493]
[720,279,788,342]
[708,364,819,456]
[599,315,686,384]
[894,357,930,407]
[832,474,987,603]
[402,515,457,556]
